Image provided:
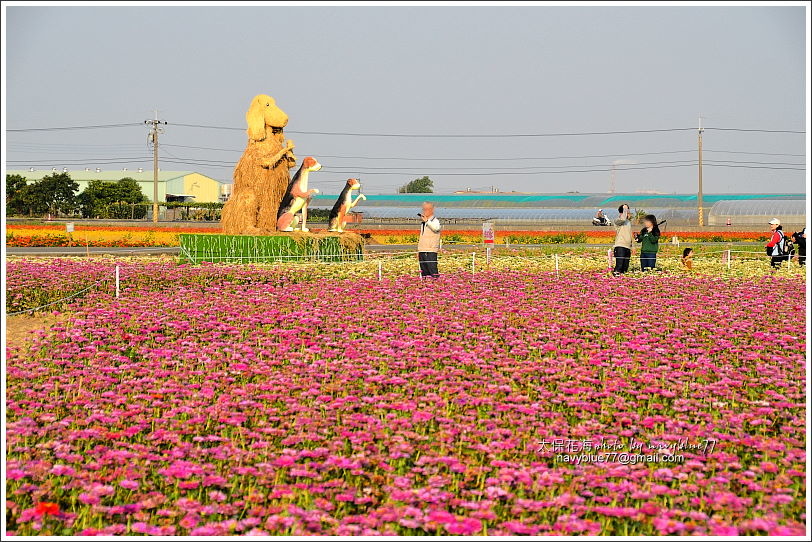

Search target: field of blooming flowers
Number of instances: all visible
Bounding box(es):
[5,224,770,247]
[5,257,807,536]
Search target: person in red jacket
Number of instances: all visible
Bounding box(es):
[765,218,788,269]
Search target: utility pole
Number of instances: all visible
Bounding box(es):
[697,115,704,226]
[145,111,166,223]
[609,163,616,194]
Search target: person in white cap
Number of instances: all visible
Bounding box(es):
[765,218,789,269]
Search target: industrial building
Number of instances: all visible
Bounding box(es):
[6,169,226,203]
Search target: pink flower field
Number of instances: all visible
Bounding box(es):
[4,261,807,536]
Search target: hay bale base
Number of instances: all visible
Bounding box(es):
[178,232,364,264]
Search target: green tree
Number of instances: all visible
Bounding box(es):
[78,178,149,219]
[37,172,79,216]
[5,174,28,216]
[5,173,78,216]
[399,176,434,193]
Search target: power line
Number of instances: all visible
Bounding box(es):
[6,123,143,132]
[9,155,804,171]
[313,159,706,171]
[7,156,153,164]
[159,143,806,161]
[161,144,700,160]
[705,149,806,157]
[705,127,805,134]
[702,159,806,166]
[10,141,805,159]
[169,123,698,137]
[6,122,804,137]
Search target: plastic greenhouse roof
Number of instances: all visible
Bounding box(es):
[708,199,807,217]
[308,205,699,221]
[309,192,803,209]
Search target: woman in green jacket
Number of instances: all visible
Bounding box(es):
[635,214,661,271]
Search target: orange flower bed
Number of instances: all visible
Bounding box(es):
[8,224,220,234]
[6,234,160,248]
[5,224,769,248]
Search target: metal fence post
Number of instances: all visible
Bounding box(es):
[115,265,120,298]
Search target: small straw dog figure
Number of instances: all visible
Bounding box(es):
[328,178,366,232]
[277,157,321,232]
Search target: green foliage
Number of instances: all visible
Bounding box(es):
[178,234,363,264]
[5,174,28,216]
[78,178,150,219]
[304,208,331,221]
[398,176,434,193]
[443,233,465,244]
[162,201,224,221]
[510,233,588,244]
[5,172,78,216]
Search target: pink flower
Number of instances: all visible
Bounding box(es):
[445,517,482,535]
[78,493,100,506]
[120,479,139,490]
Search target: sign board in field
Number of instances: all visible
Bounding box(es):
[66,223,75,233]
[482,222,495,244]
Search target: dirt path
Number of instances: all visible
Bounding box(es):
[5,313,68,351]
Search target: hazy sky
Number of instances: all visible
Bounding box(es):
[4,5,807,195]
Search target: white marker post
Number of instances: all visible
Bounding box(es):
[472,252,476,276]
[727,249,731,270]
[115,265,120,298]
[555,253,560,277]
[378,260,382,281]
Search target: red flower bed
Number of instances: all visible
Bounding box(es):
[9,224,219,234]
[5,235,169,248]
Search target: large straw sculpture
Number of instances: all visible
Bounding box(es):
[221,94,297,234]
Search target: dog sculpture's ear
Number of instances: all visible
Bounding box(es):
[245,96,266,141]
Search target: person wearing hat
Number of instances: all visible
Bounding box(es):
[612,204,633,275]
[765,218,788,269]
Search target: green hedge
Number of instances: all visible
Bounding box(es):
[178,233,363,264]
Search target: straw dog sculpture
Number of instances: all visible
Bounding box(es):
[221,94,297,234]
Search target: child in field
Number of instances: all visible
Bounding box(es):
[681,247,694,270]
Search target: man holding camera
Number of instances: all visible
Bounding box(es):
[417,201,441,278]
[613,204,633,275]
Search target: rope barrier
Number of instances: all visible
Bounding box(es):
[6,278,106,317]
[7,248,804,316]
